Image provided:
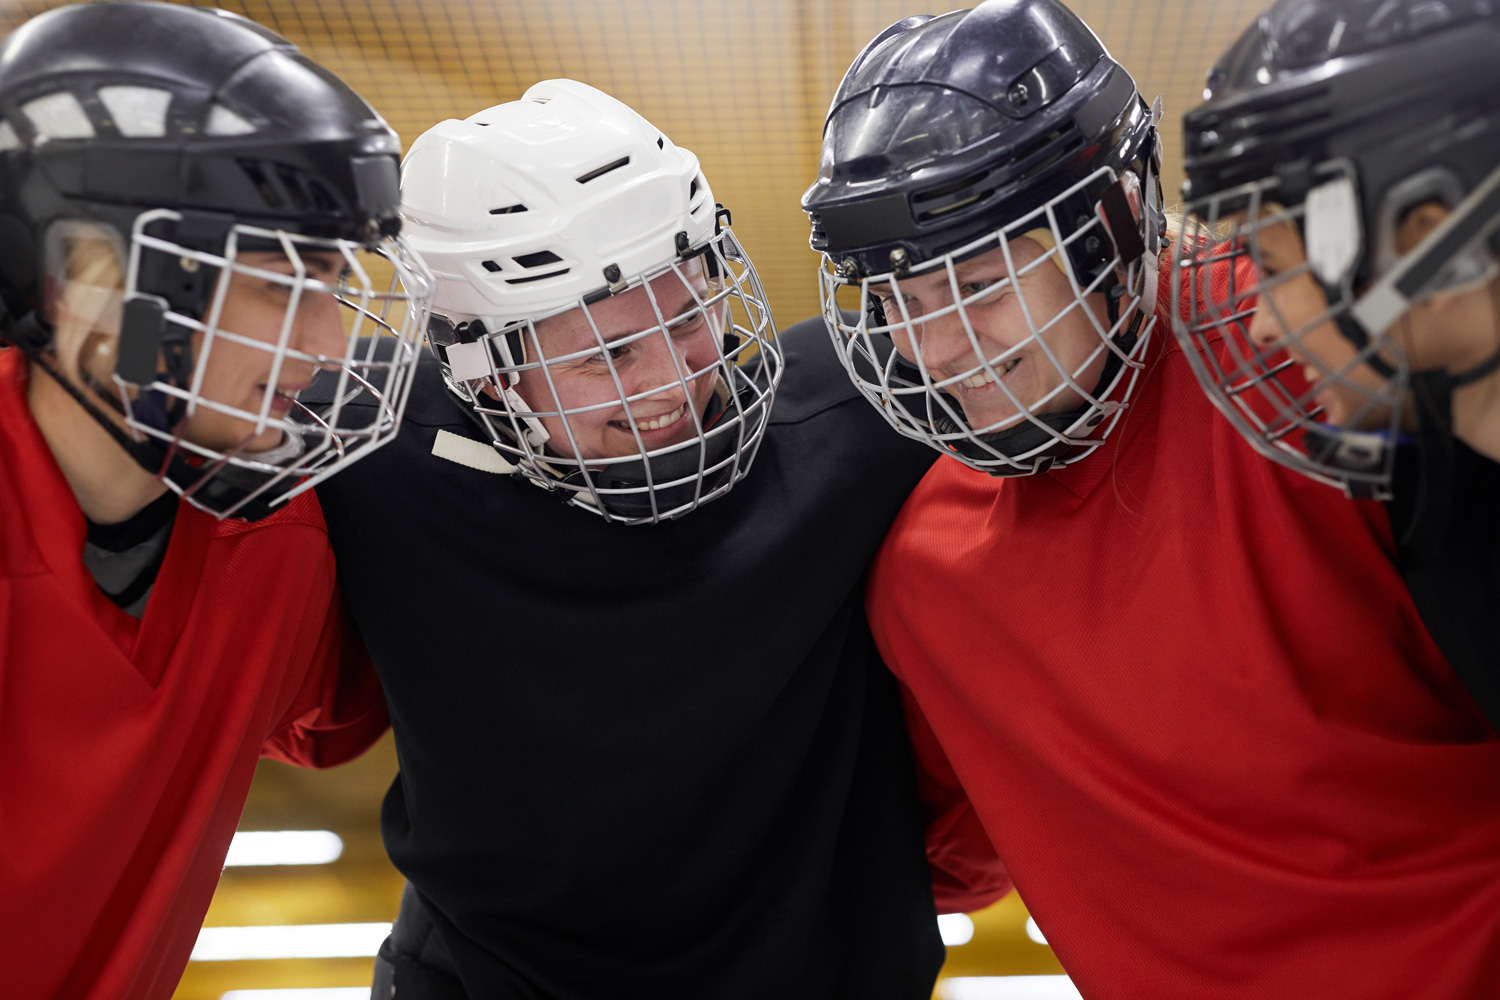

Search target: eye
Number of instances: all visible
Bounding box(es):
[669,311,706,337]
[587,343,630,366]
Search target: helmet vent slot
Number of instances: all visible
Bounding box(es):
[205,104,256,137]
[481,260,503,273]
[912,169,992,205]
[22,92,95,140]
[657,136,665,149]
[275,164,309,211]
[97,86,170,138]
[504,269,570,285]
[514,250,563,268]
[576,156,631,183]
[489,204,528,215]
[240,160,282,208]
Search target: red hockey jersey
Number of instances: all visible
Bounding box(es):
[870,264,1500,998]
[0,349,389,999]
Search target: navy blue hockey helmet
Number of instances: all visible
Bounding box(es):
[804,0,1167,476]
[0,2,432,519]
[1173,0,1500,500]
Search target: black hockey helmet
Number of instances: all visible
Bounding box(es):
[1173,0,1500,501]
[804,0,1167,476]
[0,2,431,519]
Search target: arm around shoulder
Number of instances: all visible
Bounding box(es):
[262,587,388,768]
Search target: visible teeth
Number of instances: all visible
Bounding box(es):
[637,404,686,431]
[955,359,1018,389]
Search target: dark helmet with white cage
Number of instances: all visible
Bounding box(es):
[0,1,433,519]
[404,79,781,524]
[1174,0,1500,499]
[803,0,1166,476]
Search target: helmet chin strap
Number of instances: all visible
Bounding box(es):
[1310,160,1500,516]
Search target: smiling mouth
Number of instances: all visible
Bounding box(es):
[257,383,308,415]
[617,402,688,434]
[949,357,1020,390]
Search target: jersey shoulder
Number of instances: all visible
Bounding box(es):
[207,487,329,538]
[765,314,867,425]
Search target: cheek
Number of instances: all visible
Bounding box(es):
[523,369,618,428]
[683,330,723,378]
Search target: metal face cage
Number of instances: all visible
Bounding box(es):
[1171,164,1408,501]
[818,164,1157,477]
[94,209,434,518]
[430,227,780,525]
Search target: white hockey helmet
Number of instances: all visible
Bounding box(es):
[402,80,781,524]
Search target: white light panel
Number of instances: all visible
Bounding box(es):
[938,912,975,947]
[224,830,343,866]
[1025,915,1048,945]
[190,922,391,961]
[222,991,371,1000]
[940,976,1084,1000]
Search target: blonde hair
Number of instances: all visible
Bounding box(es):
[46,224,125,385]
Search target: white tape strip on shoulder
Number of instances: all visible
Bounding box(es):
[431,428,519,474]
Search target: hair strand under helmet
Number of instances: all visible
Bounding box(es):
[803,0,1167,477]
[403,80,781,524]
[0,1,433,520]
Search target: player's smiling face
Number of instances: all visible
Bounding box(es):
[514,261,722,461]
[1243,211,1393,430]
[186,250,349,453]
[869,236,1110,433]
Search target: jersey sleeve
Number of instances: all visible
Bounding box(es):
[261,586,388,768]
[899,681,1013,914]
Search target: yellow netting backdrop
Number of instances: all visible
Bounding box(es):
[0,0,1269,328]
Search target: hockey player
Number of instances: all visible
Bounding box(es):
[805,1,1500,997]
[312,80,997,998]
[0,4,431,996]
[1172,0,1500,731]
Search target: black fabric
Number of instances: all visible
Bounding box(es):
[1388,439,1500,733]
[317,317,946,1000]
[82,488,177,616]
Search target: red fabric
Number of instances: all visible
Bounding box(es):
[0,348,388,1000]
[871,263,1500,998]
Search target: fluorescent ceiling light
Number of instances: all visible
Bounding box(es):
[940,976,1083,1000]
[223,830,343,866]
[937,912,974,946]
[222,991,370,1000]
[190,922,391,961]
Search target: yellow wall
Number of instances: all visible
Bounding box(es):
[0,0,1268,329]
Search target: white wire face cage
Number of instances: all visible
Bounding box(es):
[819,165,1158,477]
[98,208,434,518]
[1171,164,1408,501]
[433,227,781,525]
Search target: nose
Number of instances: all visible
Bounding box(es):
[1246,292,1285,351]
[898,297,982,375]
[290,287,348,362]
[626,327,700,408]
